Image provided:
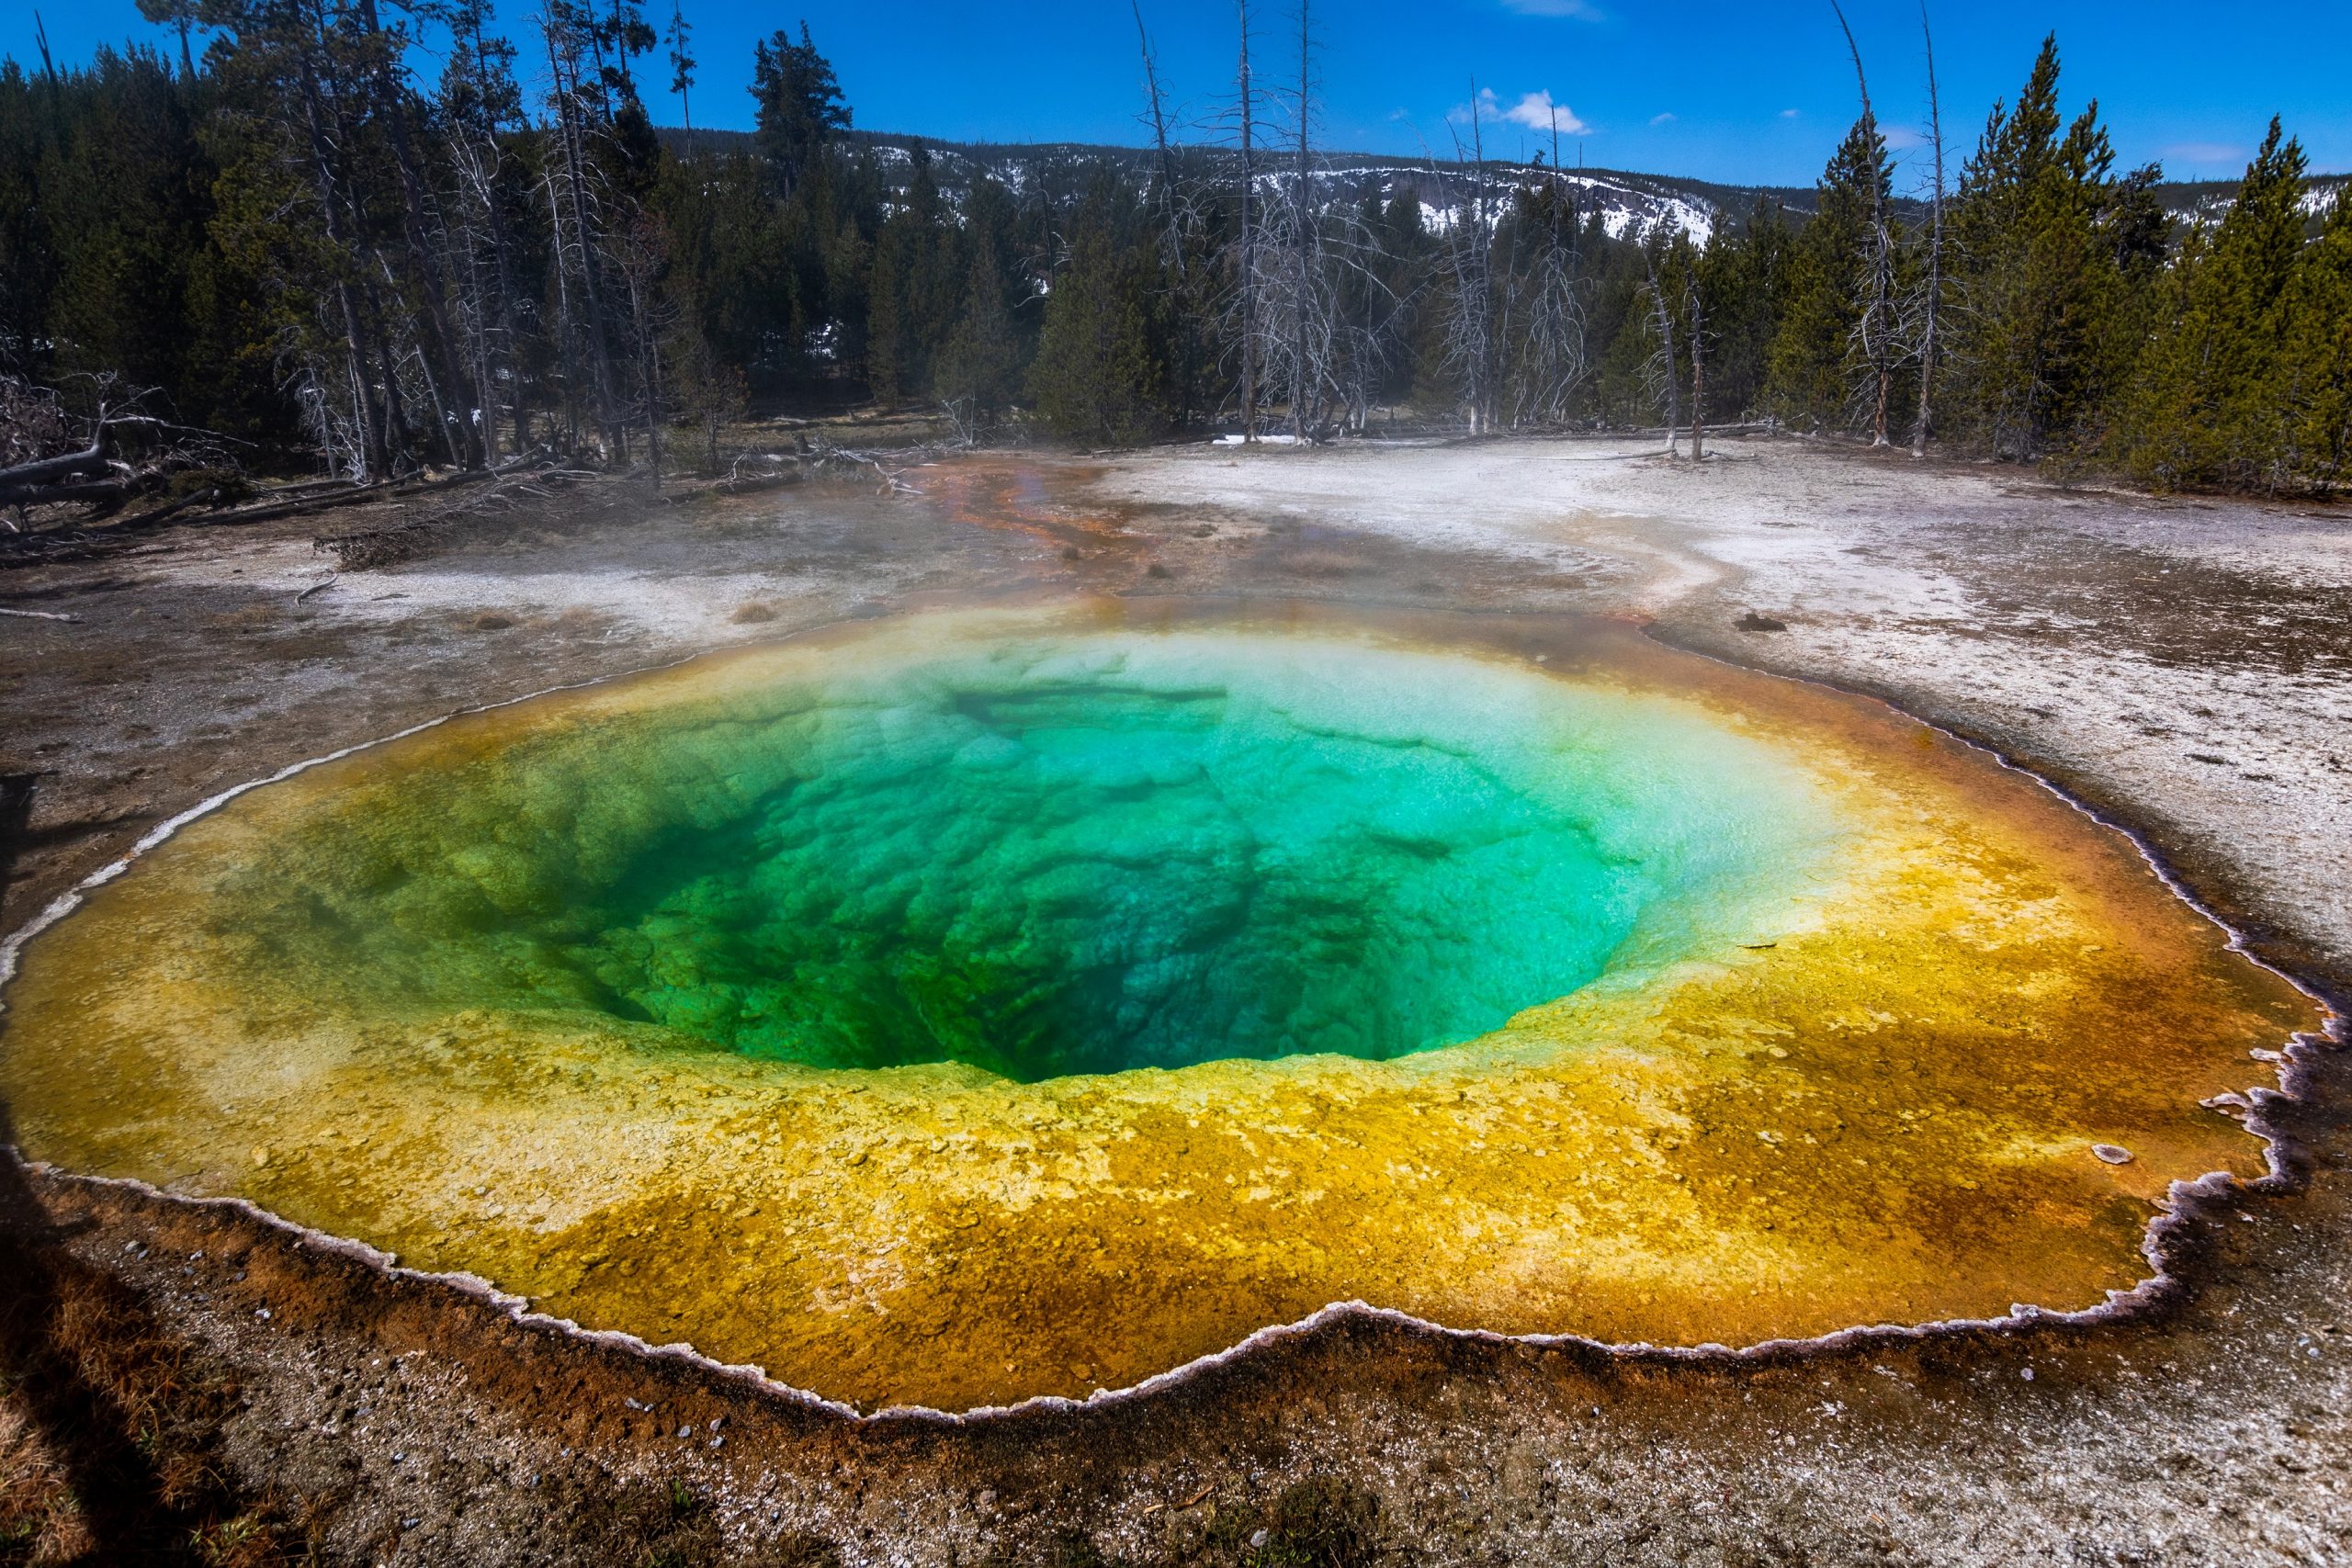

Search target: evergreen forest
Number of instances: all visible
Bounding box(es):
[3,2,2349,502]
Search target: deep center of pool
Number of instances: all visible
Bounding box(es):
[211,628,1827,1083]
[577,680,1639,1079]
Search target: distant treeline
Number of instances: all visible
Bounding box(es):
[1,4,2346,494]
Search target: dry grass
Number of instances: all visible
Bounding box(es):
[0,1190,317,1566]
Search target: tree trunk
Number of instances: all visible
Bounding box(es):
[1292,0,1311,445]
[357,0,481,470]
[1238,0,1258,443]
[545,19,622,457]
[294,47,389,480]
[0,436,106,493]
[1689,282,1706,461]
[1133,1,1194,430]
[1832,2,1894,446]
[1912,3,1946,459]
[1653,282,1679,457]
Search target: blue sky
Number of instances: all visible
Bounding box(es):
[7,1,2347,187]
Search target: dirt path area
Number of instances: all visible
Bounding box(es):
[2,437,2347,1565]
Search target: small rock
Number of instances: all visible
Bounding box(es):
[2091,1144,2134,1165]
[250,1146,271,1168]
[1736,612,1788,633]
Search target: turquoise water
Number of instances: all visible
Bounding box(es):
[210,627,1835,1081]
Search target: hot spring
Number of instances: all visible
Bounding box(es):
[0,602,2319,1412]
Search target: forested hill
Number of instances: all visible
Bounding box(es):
[659,127,1806,242]
[666,128,2352,242]
[4,9,2350,513]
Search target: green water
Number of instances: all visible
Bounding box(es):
[212,627,1837,1081]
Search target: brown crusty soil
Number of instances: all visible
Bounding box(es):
[3,436,2347,1566]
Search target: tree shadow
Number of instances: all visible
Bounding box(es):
[0,1112,198,1560]
[0,773,35,915]
[0,770,298,1561]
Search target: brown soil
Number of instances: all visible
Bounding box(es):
[2,436,2348,1565]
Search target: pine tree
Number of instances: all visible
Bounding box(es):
[2120,120,2310,489]
[865,148,962,401]
[2275,189,2352,491]
[1945,37,2137,462]
[937,228,1023,429]
[1029,183,1165,445]
[1766,116,1891,431]
[752,22,849,198]
[1698,201,1794,422]
[41,47,213,400]
[0,62,59,377]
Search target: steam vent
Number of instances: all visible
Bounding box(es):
[0,601,2319,1413]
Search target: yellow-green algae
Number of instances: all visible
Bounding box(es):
[0,602,2321,1413]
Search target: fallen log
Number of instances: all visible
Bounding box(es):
[0,476,129,508]
[312,468,602,570]
[0,437,107,493]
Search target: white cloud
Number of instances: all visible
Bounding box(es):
[1501,0,1603,17]
[1458,87,1590,135]
[1780,107,1802,119]
[1649,111,1676,126]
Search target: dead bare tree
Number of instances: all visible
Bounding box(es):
[1639,243,1682,457]
[1910,2,1946,458]
[314,462,600,570]
[665,0,695,159]
[1325,210,1413,433]
[1831,0,1898,446]
[1290,0,1314,443]
[1687,261,1707,461]
[0,378,238,516]
[441,6,531,467]
[290,29,392,479]
[675,337,746,473]
[615,214,671,489]
[1227,1,1348,443]
[0,377,73,473]
[1502,118,1589,428]
[1235,0,1260,441]
[540,1,625,459]
[356,0,482,470]
[1132,1,1215,428]
[1135,2,1178,247]
[1436,85,1500,434]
